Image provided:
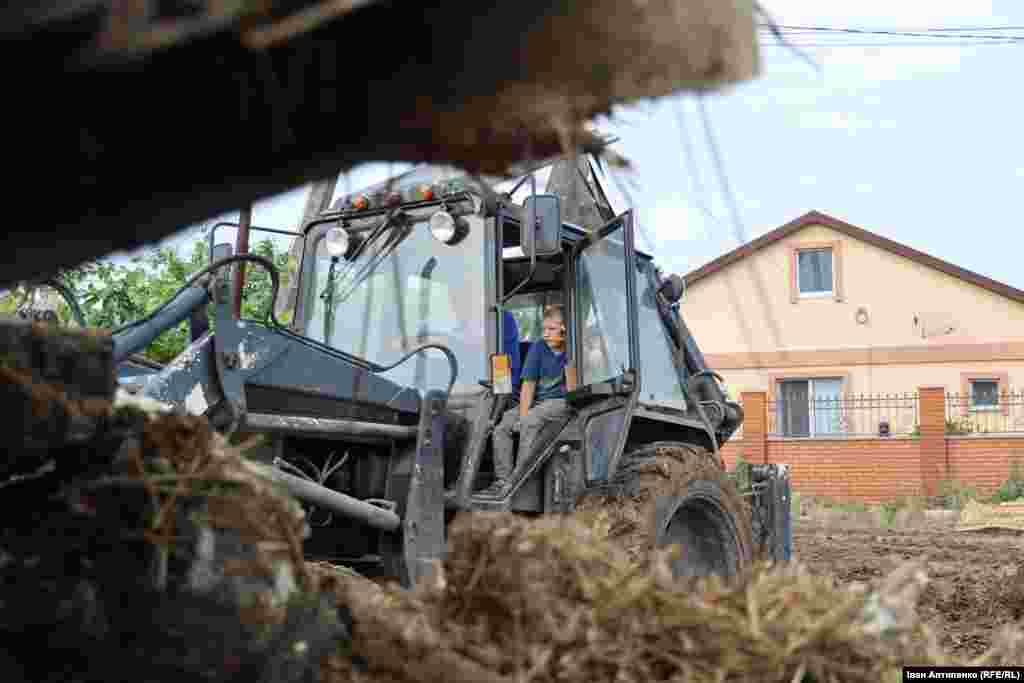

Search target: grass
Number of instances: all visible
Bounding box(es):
[793,457,1024,528]
[798,493,929,529]
[811,496,870,514]
[879,495,926,528]
[934,479,979,511]
[796,462,1024,530]
[989,457,1024,503]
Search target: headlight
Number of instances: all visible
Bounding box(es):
[429,210,467,245]
[324,226,351,258]
[429,211,456,243]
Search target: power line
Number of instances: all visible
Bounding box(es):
[757,24,1024,41]
[762,41,1024,48]
[915,26,1024,31]
[693,95,786,353]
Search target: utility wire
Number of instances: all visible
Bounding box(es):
[757,24,1024,50]
[673,101,714,224]
[757,24,1024,40]
[695,95,788,352]
[914,26,1024,31]
[762,41,1024,48]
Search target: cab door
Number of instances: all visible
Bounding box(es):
[569,210,640,483]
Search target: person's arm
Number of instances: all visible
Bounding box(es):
[565,363,577,392]
[519,380,536,419]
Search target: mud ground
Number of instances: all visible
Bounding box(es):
[794,514,1024,659]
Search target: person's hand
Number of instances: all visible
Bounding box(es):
[565,363,578,390]
[510,417,522,434]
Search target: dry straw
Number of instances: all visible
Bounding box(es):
[315,511,1024,683]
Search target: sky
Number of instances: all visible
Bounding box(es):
[117,0,1024,292]
[602,0,1024,287]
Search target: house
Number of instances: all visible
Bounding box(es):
[680,210,1024,438]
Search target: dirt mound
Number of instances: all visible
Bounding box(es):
[4,322,1023,681]
[794,520,1024,660]
[1002,562,1024,622]
[310,512,1024,683]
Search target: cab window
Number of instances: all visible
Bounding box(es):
[634,259,687,410]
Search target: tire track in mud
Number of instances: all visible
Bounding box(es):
[794,520,1024,659]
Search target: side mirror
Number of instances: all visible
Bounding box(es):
[658,273,686,304]
[522,193,562,258]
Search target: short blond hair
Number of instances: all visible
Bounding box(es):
[543,304,565,323]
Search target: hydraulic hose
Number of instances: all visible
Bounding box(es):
[111,254,284,336]
[112,284,212,363]
[42,278,86,327]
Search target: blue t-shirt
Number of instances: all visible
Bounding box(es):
[522,340,568,402]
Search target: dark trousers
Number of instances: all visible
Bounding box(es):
[491,398,571,480]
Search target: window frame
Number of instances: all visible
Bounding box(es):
[771,372,849,437]
[789,240,844,303]
[969,379,999,411]
[960,372,1009,417]
[796,247,834,297]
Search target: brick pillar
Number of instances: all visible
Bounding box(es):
[918,386,948,498]
[741,391,768,464]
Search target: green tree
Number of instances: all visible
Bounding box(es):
[1,235,292,365]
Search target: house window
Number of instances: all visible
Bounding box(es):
[970,379,999,410]
[777,377,843,436]
[797,248,833,297]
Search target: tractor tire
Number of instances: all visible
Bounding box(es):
[584,442,753,581]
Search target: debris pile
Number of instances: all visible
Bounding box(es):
[2,320,1023,682]
[315,512,1024,683]
[0,320,348,683]
[957,499,1024,532]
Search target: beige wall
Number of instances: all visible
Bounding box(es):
[726,361,1024,434]
[683,223,1024,355]
[721,360,1024,397]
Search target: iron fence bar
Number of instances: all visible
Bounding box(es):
[768,390,922,438]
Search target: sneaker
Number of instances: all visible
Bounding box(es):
[479,479,508,497]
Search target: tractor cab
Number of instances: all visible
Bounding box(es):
[283,157,741,505]
[77,150,785,588]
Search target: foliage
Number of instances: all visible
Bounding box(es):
[945,417,977,435]
[879,495,926,528]
[934,479,979,510]
[832,500,869,514]
[0,233,294,364]
[988,457,1024,504]
[728,454,752,494]
[880,499,900,528]
[909,418,980,437]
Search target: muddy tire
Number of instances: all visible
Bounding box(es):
[585,442,753,580]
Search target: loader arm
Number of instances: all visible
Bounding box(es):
[100,252,455,566]
[112,282,213,364]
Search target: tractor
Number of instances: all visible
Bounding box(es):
[73,154,790,588]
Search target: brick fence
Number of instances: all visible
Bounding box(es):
[719,387,1024,504]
